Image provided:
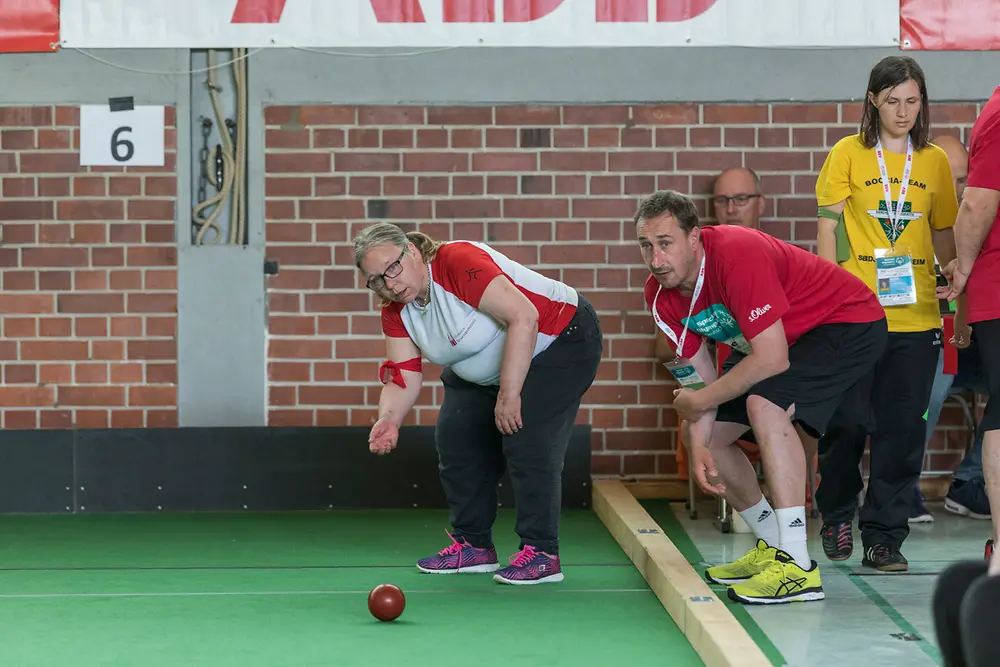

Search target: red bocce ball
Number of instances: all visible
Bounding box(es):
[368,583,406,622]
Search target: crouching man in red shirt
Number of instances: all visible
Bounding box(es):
[636,190,887,605]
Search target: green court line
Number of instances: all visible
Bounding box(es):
[639,500,788,667]
[0,588,653,599]
[833,563,943,666]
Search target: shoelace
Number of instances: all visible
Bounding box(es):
[750,559,787,585]
[822,525,851,550]
[835,524,851,550]
[728,542,765,566]
[436,531,466,568]
[868,544,892,561]
[508,545,538,568]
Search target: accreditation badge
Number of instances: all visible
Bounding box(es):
[874,246,917,307]
[664,358,707,390]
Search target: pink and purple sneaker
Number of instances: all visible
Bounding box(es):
[493,545,563,585]
[416,532,500,574]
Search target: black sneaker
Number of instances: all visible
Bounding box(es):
[820,522,853,561]
[862,544,908,572]
[908,490,933,523]
[945,479,991,519]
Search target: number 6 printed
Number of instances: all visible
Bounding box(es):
[79,105,165,168]
[111,126,135,162]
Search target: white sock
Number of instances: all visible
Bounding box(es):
[738,496,779,546]
[776,506,811,570]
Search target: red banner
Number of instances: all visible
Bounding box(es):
[230,0,717,24]
[0,0,59,52]
[901,0,1000,50]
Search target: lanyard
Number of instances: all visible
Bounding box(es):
[874,136,913,249]
[651,255,706,358]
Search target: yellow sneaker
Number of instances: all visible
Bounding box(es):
[705,538,777,585]
[727,551,824,605]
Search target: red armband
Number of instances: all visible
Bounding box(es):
[379,357,422,388]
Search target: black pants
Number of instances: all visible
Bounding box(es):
[933,560,1000,667]
[718,319,888,440]
[816,329,940,549]
[434,295,602,555]
[971,318,1000,433]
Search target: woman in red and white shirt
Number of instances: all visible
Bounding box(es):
[355,222,602,585]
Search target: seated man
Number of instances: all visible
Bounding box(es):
[636,189,887,605]
[711,166,766,230]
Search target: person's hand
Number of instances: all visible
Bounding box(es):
[691,445,726,496]
[952,317,973,349]
[951,293,973,349]
[495,390,522,435]
[673,387,707,422]
[990,542,1000,577]
[369,418,399,455]
[937,259,970,301]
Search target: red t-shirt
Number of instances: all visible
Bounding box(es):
[645,225,885,359]
[964,86,1000,324]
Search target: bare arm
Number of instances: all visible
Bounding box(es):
[817,201,845,264]
[654,329,675,363]
[684,340,719,451]
[932,226,957,267]
[476,274,539,399]
[689,320,790,412]
[954,186,1000,274]
[377,335,424,427]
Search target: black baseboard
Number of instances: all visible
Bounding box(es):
[0,425,593,514]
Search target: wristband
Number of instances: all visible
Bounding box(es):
[818,207,850,263]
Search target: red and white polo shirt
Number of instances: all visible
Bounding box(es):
[381,241,578,385]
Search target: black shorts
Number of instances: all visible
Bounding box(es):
[971,318,1000,432]
[716,318,888,439]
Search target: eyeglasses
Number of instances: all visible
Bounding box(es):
[366,249,405,291]
[713,194,761,207]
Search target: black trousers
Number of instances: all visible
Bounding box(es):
[816,329,940,549]
[933,560,1000,667]
[434,295,602,555]
[971,318,1000,433]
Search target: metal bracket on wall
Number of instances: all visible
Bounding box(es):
[263,258,279,275]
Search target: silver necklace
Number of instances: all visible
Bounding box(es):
[415,263,431,307]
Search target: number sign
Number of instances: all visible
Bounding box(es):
[79,105,165,167]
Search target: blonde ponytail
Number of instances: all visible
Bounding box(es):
[405,231,445,262]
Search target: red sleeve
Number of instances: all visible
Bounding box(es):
[432,242,505,308]
[715,240,790,341]
[381,302,409,338]
[968,113,1000,192]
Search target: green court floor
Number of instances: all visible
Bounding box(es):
[0,509,704,666]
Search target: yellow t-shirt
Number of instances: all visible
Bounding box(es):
[816,133,959,333]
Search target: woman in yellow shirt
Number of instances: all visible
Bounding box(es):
[813,55,959,573]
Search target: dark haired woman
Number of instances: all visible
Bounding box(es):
[812,55,960,571]
[352,222,602,585]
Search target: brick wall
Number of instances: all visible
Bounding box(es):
[0,105,178,429]
[262,101,983,479]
